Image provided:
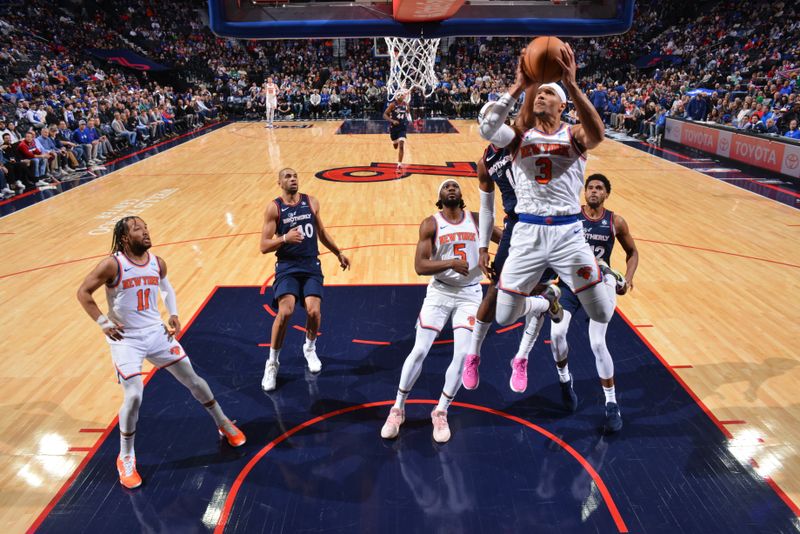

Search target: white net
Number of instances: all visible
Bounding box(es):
[384,37,440,101]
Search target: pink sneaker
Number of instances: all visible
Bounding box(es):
[509,357,528,393]
[431,410,451,443]
[380,407,405,439]
[462,354,481,390]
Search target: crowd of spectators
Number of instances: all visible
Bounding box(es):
[1,0,799,198]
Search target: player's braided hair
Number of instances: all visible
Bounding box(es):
[110,216,137,253]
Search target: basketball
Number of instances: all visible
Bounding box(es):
[522,36,566,83]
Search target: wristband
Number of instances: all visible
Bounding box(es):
[97,314,114,330]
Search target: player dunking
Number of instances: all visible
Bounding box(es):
[77,216,246,489]
[477,44,619,336]
[259,167,350,391]
[383,91,410,169]
[462,122,563,394]
[264,77,279,128]
[381,180,499,443]
[549,174,637,432]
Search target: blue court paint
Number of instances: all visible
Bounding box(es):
[33,286,798,533]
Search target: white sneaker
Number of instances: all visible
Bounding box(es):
[261,360,279,391]
[303,346,322,373]
[431,410,451,443]
[380,407,405,439]
[35,179,49,187]
[1,186,13,196]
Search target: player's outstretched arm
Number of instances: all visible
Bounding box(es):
[554,42,604,150]
[614,214,639,294]
[310,196,350,270]
[414,216,469,276]
[76,256,125,340]
[478,53,528,146]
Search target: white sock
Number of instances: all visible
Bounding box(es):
[120,432,135,457]
[467,320,491,355]
[516,313,545,360]
[269,348,281,364]
[557,363,571,383]
[304,337,316,351]
[603,385,617,404]
[394,388,409,410]
[436,390,454,413]
[204,399,229,428]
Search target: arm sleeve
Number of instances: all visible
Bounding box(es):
[479,189,495,249]
[478,92,518,147]
[159,276,179,316]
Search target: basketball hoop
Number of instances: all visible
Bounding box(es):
[384,37,440,101]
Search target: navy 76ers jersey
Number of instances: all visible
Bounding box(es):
[581,207,616,264]
[390,102,409,125]
[274,194,320,261]
[483,144,516,216]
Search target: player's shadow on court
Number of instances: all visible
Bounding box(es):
[686,357,799,402]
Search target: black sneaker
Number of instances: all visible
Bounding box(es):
[560,374,578,412]
[603,402,623,433]
[598,259,626,293]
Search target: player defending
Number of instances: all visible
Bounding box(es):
[550,174,638,432]
[77,217,246,489]
[259,167,350,391]
[381,180,499,443]
[264,77,279,128]
[477,43,619,339]
[383,91,410,169]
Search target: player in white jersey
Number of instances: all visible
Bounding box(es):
[264,77,279,128]
[477,43,618,343]
[381,180,500,443]
[77,216,245,489]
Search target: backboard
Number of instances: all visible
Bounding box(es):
[208,0,635,40]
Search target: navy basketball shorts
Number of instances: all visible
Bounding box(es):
[390,126,407,142]
[272,262,324,308]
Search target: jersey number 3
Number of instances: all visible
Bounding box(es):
[534,157,553,184]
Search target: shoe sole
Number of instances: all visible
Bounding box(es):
[433,432,451,443]
[119,479,142,489]
[463,377,479,390]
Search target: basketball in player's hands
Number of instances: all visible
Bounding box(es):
[522,36,566,83]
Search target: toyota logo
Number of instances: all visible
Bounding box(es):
[786,153,800,170]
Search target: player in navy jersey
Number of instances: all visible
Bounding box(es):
[549,173,638,433]
[383,91,410,169]
[462,104,562,394]
[259,168,350,391]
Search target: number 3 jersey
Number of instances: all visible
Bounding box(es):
[431,211,482,287]
[105,252,163,330]
[513,124,586,217]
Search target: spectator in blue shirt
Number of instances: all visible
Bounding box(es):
[784,120,800,140]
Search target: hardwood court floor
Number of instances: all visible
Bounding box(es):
[1,121,798,531]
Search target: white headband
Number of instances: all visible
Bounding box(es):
[439,179,460,192]
[539,83,567,103]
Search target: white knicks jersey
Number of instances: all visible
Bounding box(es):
[105,252,163,330]
[431,211,482,287]
[512,124,587,216]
